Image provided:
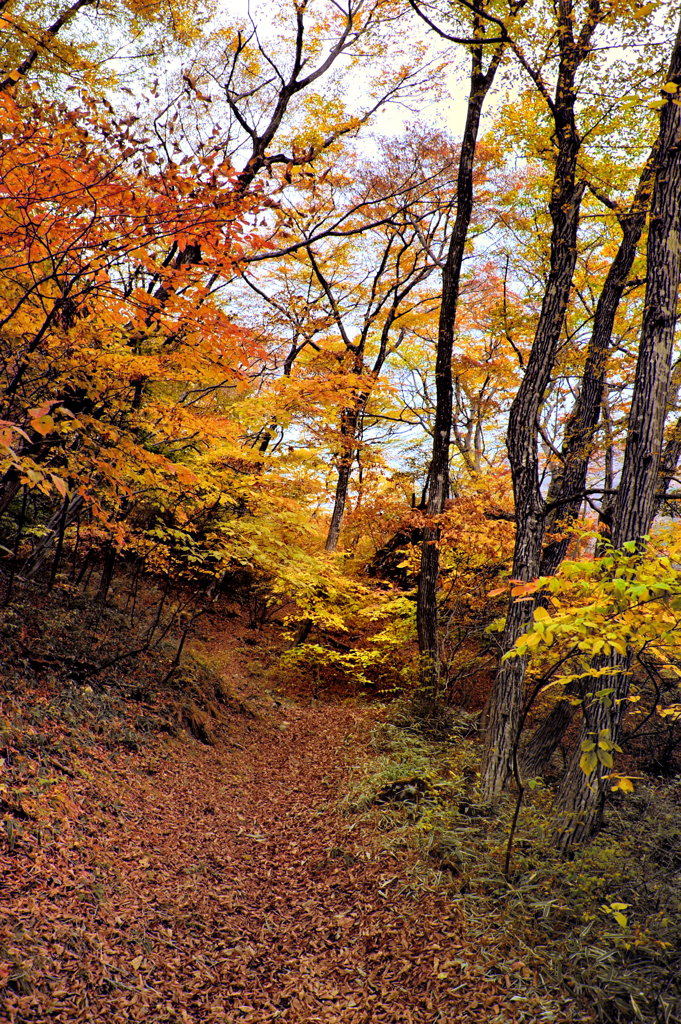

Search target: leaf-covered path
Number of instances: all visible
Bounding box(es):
[3,668,527,1023]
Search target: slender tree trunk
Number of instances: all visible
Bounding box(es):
[21,493,85,580]
[602,393,615,498]
[324,315,404,552]
[47,493,70,592]
[0,470,22,520]
[554,17,681,852]
[325,459,354,552]
[416,23,503,699]
[2,485,27,606]
[96,541,117,603]
[325,405,362,552]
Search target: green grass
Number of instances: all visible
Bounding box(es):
[341,703,681,1024]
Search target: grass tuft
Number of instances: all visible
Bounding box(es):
[342,706,681,1024]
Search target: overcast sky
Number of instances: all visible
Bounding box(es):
[220,0,472,140]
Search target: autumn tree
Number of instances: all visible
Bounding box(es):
[0,0,441,602]
[0,0,208,93]
[479,0,671,802]
[409,0,508,702]
[551,12,681,851]
[240,129,462,552]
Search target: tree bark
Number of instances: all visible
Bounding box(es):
[481,0,595,801]
[416,11,504,699]
[554,15,681,852]
[539,142,659,577]
[325,418,357,553]
[21,493,85,580]
[520,146,659,778]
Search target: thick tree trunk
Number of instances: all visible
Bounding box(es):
[416,28,503,698]
[481,1,591,801]
[481,511,546,798]
[658,415,681,504]
[521,148,658,777]
[539,144,659,577]
[554,17,681,852]
[521,686,577,779]
[553,652,630,855]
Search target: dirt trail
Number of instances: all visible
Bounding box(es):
[2,677,521,1022]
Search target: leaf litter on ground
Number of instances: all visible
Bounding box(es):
[1,618,580,1024]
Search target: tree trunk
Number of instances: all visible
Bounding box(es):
[539,142,659,577]
[521,687,576,779]
[554,16,681,852]
[481,510,546,799]
[0,470,22,520]
[325,457,354,553]
[21,494,85,580]
[416,20,503,698]
[481,0,592,801]
[520,148,658,777]
[553,652,630,856]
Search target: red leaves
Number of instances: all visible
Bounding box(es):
[1,677,520,1024]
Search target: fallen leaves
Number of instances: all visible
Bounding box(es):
[1,644,546,1023]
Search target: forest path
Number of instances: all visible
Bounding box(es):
[3,655,522,1023]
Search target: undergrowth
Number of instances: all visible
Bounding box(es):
[342,705,681,1024]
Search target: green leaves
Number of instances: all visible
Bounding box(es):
[580,740,598,776]
[505,538,681,695]
[601,902,630,928]
[579,730,623,778]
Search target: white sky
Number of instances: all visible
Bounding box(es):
[217,0,472,140]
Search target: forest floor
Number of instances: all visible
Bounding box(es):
[0,606,583,1024]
